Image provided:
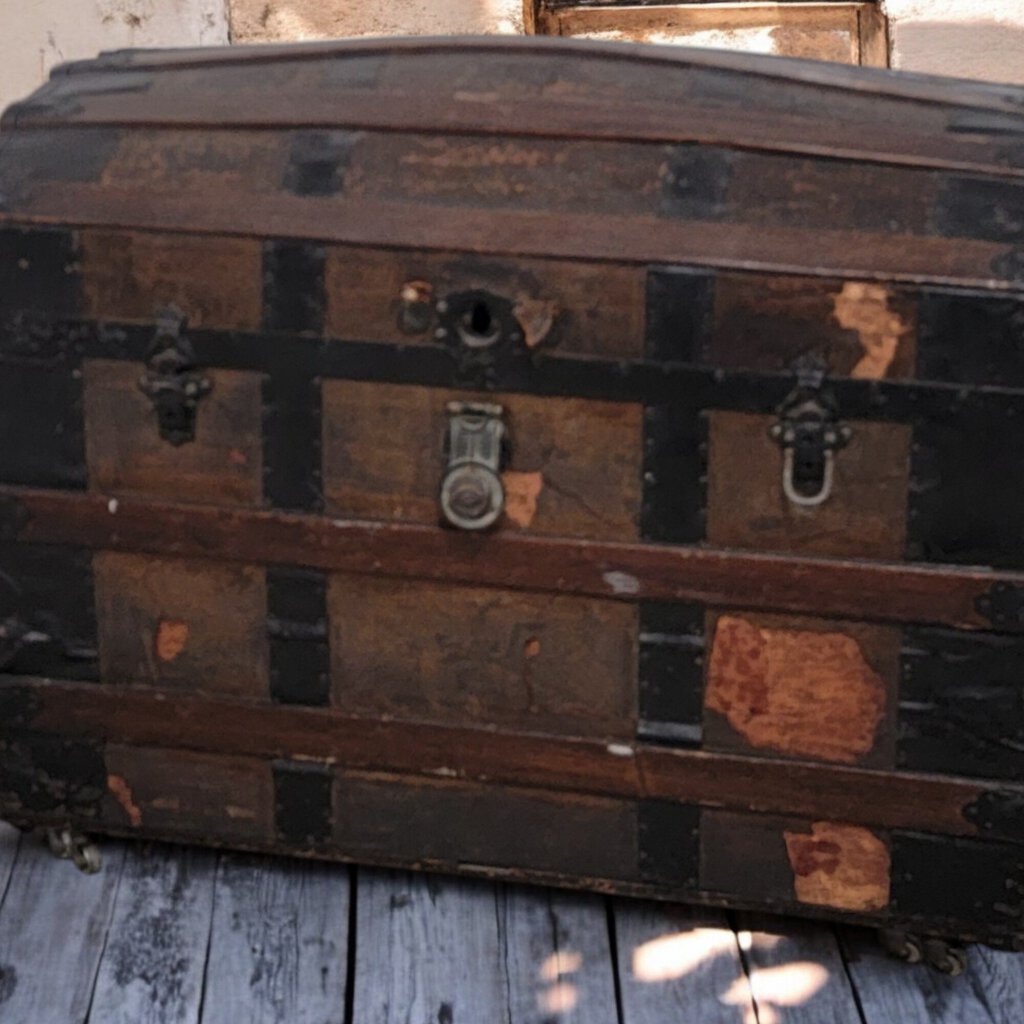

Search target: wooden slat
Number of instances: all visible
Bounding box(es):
[3,186,1018,292]
[4,485,1015,633]
[199,852,350,1024]
[352,870,508,1024]
[839,928,1024,1024]
[736,913,865,1024]
[5,676,1007,841]
[0,822,19,908]
[498,885,619,1023]
[0,837,126,1024]
[613,899,754,1024]
[87,843,216,1024]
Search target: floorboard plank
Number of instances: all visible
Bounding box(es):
[0,822,21,908]
[200,851,350,1024]
[735,914,864,1024]
[87,842,216,1024]
[0,833,126,1024]
[840,927,1024,1024]
[612,899,755,1024]
[353,869,511,1024]
[498,885,619,1024]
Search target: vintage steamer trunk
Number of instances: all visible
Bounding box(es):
[1,36,1023,968]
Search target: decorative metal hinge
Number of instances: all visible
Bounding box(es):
[770,358,851,507]
[137,307,212,446]
[975,582,1024,632]
[439,402,507,531]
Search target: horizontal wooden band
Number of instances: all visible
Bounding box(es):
[1,675,1009,841]
[1,187,1018,292]
[2,485,1017,632]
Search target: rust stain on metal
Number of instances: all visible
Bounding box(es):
[785,822,891,911]
[502,470,544,528]
[833,282,908,381]
[706,615,885,764]
[154,618,189,662]
[107,774,142,827]
[513,296,558,349]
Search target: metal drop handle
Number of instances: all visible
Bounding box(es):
[439,402,506,531]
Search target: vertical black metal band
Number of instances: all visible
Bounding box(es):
[638,800,700,888]
[0,227,86,490]
[261,240,326,511]
[266,566,330,707]
[638,601,705,745]
[273,760,333,847]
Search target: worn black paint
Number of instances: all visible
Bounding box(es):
[29,314,999,423]
[659,145,734,221]
[262,240,325,335]
[638,601,705,744]
[891,831,1024,937]
[965,791,1024,846]
[0,227,80,318]
[273,761,333,846]
[638,800,699,888]
[916,288,1024,389]
[935,175,1024,245]
[899,627,1024,782]
[261,242,326,511]
[283,131,354,197]
[0,128,121,204]
[0,542,97,680]
[0,732,105,819]
[267,566,330,707]
[906,391,1024,570]
[645,267,715,364]
[975,582,1024,631]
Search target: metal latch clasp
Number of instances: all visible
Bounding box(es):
[138,307,212,446]
[770,362,851,508]
[439,402,506,531]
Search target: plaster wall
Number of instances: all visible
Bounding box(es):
[0,0,229,114]
[883,0,1024,83]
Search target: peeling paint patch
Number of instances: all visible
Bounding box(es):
[785,822,891,911]
[513,296,558,348]
[225,804,256,820]
[607,743,634,757]
[706,616,885,764]
[502,471,543,528]
[603,570,640,596]
[833,282,908,380]
[154,618,188,663]
[108,773,143,826]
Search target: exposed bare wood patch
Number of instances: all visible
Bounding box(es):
[107,774,142,827]
[784,822,891,911]
[833,282,912,381]
[705,615,887,764]
[154,619,189,663]
[513,295,558,349]
[502,470,544,527]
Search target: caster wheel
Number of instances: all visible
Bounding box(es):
[923,940,967,977]
[879,929,924,964]
[44,827,101,874]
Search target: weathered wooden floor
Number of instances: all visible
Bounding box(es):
[0,822,1022,1024]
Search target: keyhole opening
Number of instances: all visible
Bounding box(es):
[457,299,500,348]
